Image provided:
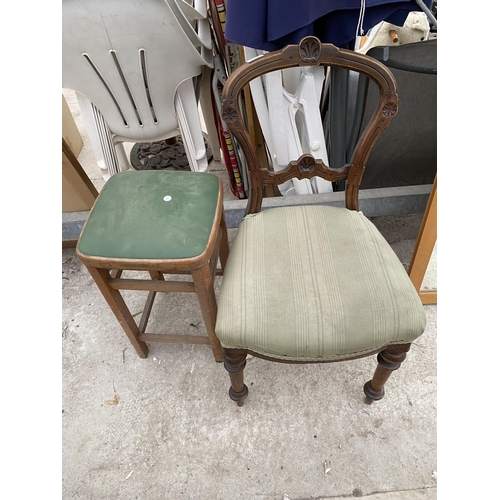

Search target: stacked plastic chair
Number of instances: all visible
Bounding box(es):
[243,47,333,196]
[62,0,218,179]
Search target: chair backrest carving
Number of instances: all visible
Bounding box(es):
[221,36,398,214]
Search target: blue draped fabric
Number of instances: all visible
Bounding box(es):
[225,0,433,50]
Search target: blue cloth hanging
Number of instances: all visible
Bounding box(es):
[225,0,433,50]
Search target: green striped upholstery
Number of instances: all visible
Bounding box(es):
[215,206,426,361]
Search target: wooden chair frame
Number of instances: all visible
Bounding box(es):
[221,36,399,216]
[220,36,416,405]
[76,178,230,363]
[408,175,437,305]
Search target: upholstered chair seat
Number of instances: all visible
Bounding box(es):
[216,206,426,361]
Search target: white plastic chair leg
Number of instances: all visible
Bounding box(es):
[298,71,333,194]
[76,93,120,180]
[175,78,208,172]
[269,72,313,195]
[115,142,132,172]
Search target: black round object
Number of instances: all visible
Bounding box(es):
[130,135,213,171]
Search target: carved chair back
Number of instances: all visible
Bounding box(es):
[221,36,398,215]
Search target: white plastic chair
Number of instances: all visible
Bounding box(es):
[244,47,333,196]
[62,0,217,179]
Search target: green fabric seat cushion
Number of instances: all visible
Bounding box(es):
[78,170,220,260]
[215,206,427,361]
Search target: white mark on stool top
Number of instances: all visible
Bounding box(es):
[163,195,172,202]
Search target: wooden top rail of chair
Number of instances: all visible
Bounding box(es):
[221,36,398,215]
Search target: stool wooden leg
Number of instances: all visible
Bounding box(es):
[86,266,149,358]
[191,264,223,362]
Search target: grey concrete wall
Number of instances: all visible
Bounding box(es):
[63,184,432,243]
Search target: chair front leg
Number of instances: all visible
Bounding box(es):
[363,344,411,404]
[223,348,249,406]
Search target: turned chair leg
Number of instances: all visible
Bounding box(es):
[223,348,249,406]
[364,344,411,404]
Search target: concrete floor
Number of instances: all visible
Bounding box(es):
[62,90,437,499]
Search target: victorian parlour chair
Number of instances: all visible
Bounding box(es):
[215,36,427,405]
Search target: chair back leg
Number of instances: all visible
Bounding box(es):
[218,211,230,272]
[192,265,223,362]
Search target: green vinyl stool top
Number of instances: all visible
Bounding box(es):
[77,170,220,260]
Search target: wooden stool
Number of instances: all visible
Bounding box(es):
[76,170,229,362]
